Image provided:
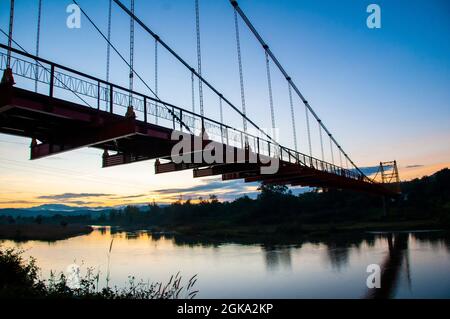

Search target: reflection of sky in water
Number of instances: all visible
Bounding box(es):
[1,228,449,298]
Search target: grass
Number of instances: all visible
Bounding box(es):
[0,245,198,299]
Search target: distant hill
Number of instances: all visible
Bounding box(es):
[0,204,112,218]
[27,204,104,212]
[0,203,157,219]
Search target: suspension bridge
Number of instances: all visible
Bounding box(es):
[0,0,400,196]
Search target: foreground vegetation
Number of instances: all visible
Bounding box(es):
[0,246,198,299]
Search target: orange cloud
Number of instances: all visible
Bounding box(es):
[399,162,450,181]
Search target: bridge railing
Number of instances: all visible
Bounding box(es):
[0,45,370,183]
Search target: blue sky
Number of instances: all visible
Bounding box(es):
[0,0,449,207]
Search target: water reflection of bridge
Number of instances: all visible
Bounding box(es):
[365,233,410,299]
[259,233,415,298]
[262,246,294,271]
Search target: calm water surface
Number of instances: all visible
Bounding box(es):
[2,227,450,298]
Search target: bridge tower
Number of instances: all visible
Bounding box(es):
[379,161,401,194]
[378,160,401,217]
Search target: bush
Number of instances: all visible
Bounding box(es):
[0,247,45,298]
[0,246,198,299]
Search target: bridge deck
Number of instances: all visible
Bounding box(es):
[0,85,394,196]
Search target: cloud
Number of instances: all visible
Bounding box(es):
[109,194,147,200]
[27,177,310,208]
[63,200,101,206]
[0,200,38,205]
[217,191,259,201]
[405,164,424,169]
[357,165,386,176]
[150,177,311,202]
[153,179,255,195]
[37,193,112,200]
[152,179,259,200]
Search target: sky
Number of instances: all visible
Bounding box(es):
[0,0,449,208]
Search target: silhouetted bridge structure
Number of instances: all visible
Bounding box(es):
[0,0,400,196]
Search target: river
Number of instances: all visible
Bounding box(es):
[1,227,449,298]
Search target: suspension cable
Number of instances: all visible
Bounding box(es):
[265,50,276,135]
[338,146,343,168]
[329,135,335,165]
[318,120,324,161]
[6,0,15,68]
[219,95,224,123]
[305,106,312,157]
[73,0,155,99]
[112,0,277,148]
[219,95,224,143]
[230,0,366,177]
[195,0,204,117]
[106,0,112,82]
[288,82,297,152]
[128,0,135,106]
[0,29,92,108]
[72,0,191,132]
[191,71,196,113]
[233,7,248,143]
[34,0,42,92]
[155,38,158,124]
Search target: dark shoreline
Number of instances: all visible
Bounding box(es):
[0,220,447,248]
[0,218,444,244]
[0,224,93,241]
[97,218,446,245]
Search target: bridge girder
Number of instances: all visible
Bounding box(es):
[30,117,138,160]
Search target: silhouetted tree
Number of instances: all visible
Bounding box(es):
[34,216,43,225]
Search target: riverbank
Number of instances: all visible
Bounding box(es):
[0,224,93,241]
[0,219,441,244]
[145,218,445,244]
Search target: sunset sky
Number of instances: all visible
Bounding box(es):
[0,0,449,208]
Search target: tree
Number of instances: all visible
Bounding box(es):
[123,206,141,224]
[7,216,15,225]
[34,215,43,225]
[209,195,219,204]
[109,209,119,223]
[98,212,107,223]
[257,183,288,200]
